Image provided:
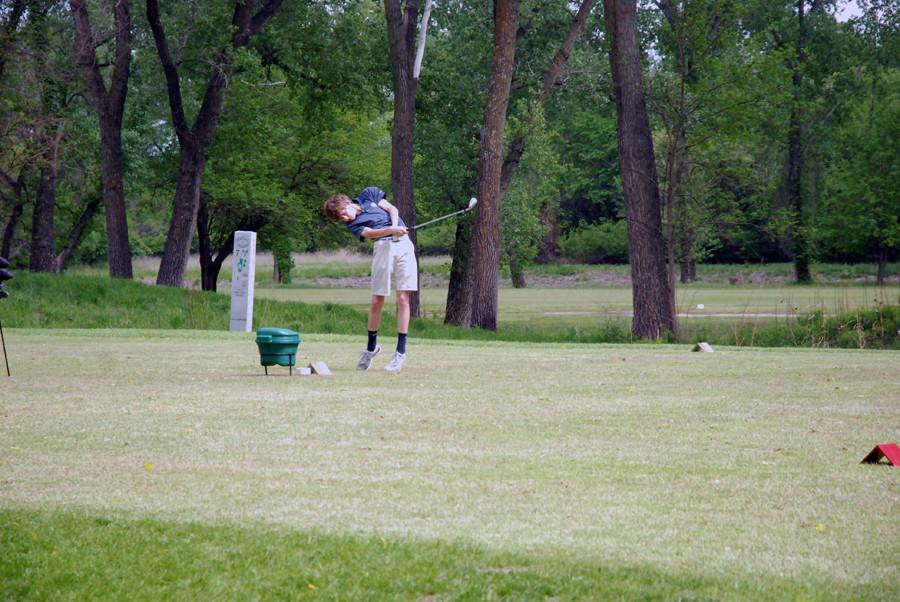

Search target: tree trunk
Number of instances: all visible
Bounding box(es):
[664,129,678,297]
[679,254,696,283]
[99,125,133,279]
[29,126,65,273]
[536,200,560,263]
[148,0,284,287]
[876,245,886,286]
[787,0,811,283]
[509,253,526,288]
[499,0,596,198]
[56,192,101,272]
[467,0,519,331]
[1,171,26,260]
[1,199,25,260]
[156,146,205,287]
[70,0,134,279]
[384,0,421,318]
[0,0,26,81]
[30,165,58,272]
[659,1,696,290]
[675,147,695,283]
[604,0,676,339]
[446,1,591,322]
[197,191,216,291]
[444,219,473,325]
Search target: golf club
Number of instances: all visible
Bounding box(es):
[413,197,477,230]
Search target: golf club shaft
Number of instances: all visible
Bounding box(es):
[412,208,469,230]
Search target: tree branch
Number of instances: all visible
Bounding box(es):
[146,0,191,143]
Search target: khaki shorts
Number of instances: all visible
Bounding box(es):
[371,236,418,296]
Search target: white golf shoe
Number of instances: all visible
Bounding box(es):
[356,345,381,370]
[384,352,406,372]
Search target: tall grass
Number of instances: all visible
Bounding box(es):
[2,271,897,348]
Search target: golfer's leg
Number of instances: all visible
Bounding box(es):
[368,295,385,331]
[395,291,410,334]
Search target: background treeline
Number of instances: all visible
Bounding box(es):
[1,0,897,287]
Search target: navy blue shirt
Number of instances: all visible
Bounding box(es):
[347,186,405,241]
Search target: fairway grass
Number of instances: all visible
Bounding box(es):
[1,329,898,599]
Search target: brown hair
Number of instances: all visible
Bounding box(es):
[323,194,354,220]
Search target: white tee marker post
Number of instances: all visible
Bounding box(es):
[229,231,257,332]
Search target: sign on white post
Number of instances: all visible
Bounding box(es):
[229,231,257,332]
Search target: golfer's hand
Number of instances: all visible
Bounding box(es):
[391,226,408,237]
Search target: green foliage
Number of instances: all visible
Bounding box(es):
[1,0,897,280]
[554,107,622,227]
[413,0,491,221]
[559,220,629,264]
[818,70,900,262]
[500,102,562,281]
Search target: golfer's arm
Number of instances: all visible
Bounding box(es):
[378,199,400,227]
[360,227,396,239]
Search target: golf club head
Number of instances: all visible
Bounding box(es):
[0,257,8,268]
[468,197,478,210]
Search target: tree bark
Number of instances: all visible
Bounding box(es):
[29,124,65,273]
[384,0,421,317]
[444,219,473,325]
[509,252,526,288]
[876,245,886,286]
[56,192,101,272]
[466,0,519,330]
[787,0,811,283]
[1,169,26,260]
[148,0,284,287]
[197,191,216,291]
[445,1,592,322]
[657,0,696,286]
[1,197,26,261]
[604,0,676,338]
[536,201,560,262]
[30,165,58,272]
[197,193,269,292]
[71,0,134,279]
[0,0,26,81]
[499,0,596,198]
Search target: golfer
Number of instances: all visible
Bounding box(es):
[324,186,417,372]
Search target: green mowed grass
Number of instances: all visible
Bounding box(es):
[1,329,898,598]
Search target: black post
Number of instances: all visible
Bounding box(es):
[0,318,8,377]
[0,257,12,376]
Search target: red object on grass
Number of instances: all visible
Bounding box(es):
[860,443,900,466]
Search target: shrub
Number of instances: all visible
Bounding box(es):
[559,220,628,264]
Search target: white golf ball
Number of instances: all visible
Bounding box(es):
[697,303,705,309]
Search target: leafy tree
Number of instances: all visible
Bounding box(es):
[605,0,676,338]
[819,75,899,282]
[443,0,599,328]
[500,102,563,286]
[188,1,390,289]
[454,0,518,330]
[384,0,431,316]
[146,0,284,288]
[70,0,134,279]
[0,0,101,272]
